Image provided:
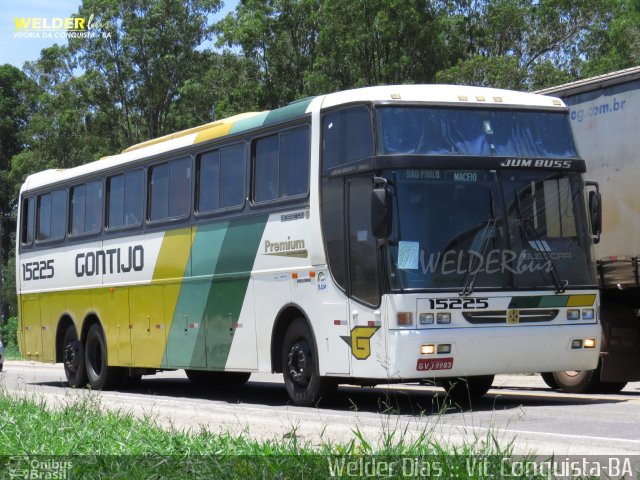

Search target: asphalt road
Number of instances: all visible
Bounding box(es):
[2,360,640,456]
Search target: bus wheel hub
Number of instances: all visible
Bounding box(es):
[63,341,80,371]
[288,343,309,386]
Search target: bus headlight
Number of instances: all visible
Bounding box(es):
[567,309,580,320]
[582,308,595,320]
[419,313,434,325]
[421,344,436,355]
[436,313,451,324]
[583,338,597,348]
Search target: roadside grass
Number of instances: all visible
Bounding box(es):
[0,391,559,479]
[1,316,21,360]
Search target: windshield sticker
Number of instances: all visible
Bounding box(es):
[406,170,440,179]
[397,241,420,270]
[453,172,478,182]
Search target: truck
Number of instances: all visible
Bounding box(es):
[538,66,640,393]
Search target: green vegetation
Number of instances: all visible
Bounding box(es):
[0,316,19,359]
[0,392,549,479]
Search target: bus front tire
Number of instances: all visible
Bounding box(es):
[84,323,121,390]
[62,326,87,388]
[441,375,494,404]
[282,318,337,407]
[540,372,559,390]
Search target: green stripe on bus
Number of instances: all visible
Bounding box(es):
[508,296,544,309]
[228,112,269,134]
[537,295,570,308]
[197,215,268,369]
[162,222,229,368]
[162,216,268,369]
[263,97,315,126]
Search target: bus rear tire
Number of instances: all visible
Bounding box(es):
[540,372,559,390]
[62,326,87,388]
[551,369,600,393]
[185,370,251,386]
[441,375,494,404]
[282,318,337,406]
[84,323,121,390]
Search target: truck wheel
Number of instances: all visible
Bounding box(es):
[540,372,559,390]
[62,326,87,388]
[186,370,251,386]
[84,323,122,390]
[441,375,494,404]
[282,318,337,406]
[552,369,601,393]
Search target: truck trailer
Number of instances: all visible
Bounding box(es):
[538,66,640,393]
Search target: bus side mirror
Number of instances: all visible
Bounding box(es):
[586,181,602,244]
[372,177,392,238]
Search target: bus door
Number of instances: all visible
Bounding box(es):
[346,177,387,377]
[21,294,42,359]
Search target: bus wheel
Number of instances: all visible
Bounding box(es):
[596,381,627,394]
[62,326,87,388]
[185,370,251,386]
[551,370,600,393]
[282,319,337,406]
[540,372,559,390]
[84,323,121,390]
[441,375,494,404]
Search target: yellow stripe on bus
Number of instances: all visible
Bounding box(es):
[566,294,597,307]
[194,112,266,144]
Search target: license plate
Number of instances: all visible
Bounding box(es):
[416,357,454,371]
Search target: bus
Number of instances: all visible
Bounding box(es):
[16,85,602,406]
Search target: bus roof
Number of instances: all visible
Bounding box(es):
[21,84,565,193]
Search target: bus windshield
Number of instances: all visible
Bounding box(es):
[387,169,596,291]
[377,106,578,158]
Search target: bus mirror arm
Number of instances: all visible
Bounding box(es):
[586,181,602,244]
[372,177,392,239]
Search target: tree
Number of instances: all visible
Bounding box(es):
[69,0,222,145]
[435,0,605,90]
[216,0,323,107]
[216,0,454,104]
[0,65,33,321]
[581,0,640,76]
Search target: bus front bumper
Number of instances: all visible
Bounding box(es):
[385,324,601,380]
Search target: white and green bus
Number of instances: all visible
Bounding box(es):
[17,85,602,405]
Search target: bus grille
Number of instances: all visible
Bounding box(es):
[462,309,559,324]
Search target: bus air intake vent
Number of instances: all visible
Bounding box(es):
[462,309,559,324]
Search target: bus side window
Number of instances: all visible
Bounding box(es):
[21,197,35,245]
[198,143,246,213]
[36,189,66,242]
[71,180,103,235]
[148,158,191,221]
[169,157,191,218]
[107,170,143,229]
[322,106,373,171]
[253,125,310,203]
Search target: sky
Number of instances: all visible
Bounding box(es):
[1,0,237,69]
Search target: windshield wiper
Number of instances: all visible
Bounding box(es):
[514,191,567,294]
[460,190,497,296]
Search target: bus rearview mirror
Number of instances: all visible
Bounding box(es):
[372,179,392,238]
